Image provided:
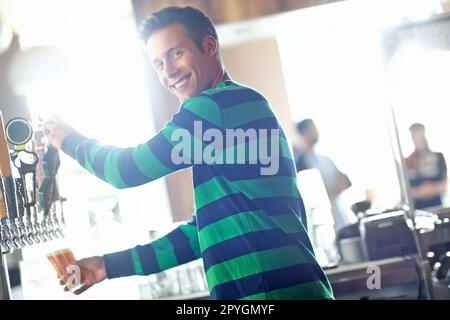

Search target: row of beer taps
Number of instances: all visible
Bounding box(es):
[1,114,65,254]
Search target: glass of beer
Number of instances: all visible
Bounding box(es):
[47,248,84,292]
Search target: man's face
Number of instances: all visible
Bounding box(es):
[147,24,216,102]
[411,129,427,151]
[304,123,319,146]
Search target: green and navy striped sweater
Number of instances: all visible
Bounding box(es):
[61,80,334,300]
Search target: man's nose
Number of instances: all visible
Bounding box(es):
[164,61,179,79]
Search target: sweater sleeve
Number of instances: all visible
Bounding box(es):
[61,95,222,189]
[103,215,200,278]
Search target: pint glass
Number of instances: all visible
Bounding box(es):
[47,248,84,292]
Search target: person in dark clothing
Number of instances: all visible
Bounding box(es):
[406,123,447,209]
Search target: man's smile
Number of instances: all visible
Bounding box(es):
[170,73,191,91]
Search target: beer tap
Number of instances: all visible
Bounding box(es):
[2,175,26,249]
[0,179,14,254]
[5,117,46,244]
[48,152,65,238]
[0,176,24,250]
[10,151,44,243]
[0,115,69,249]
[39,146,63,240]
[14,178,33,246]
[51,207,64,239]
[31,125,51,241]
[25,171,46,244]
[32,207,46,243]
[59,196,66,229]
[0,174,25,250]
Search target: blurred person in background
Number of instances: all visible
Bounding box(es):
[293,119,354,232]
[406,122,447,210]
[0,25,30,122]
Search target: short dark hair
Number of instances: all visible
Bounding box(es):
[409,122,425,132]
[139,6,218,52]
[296,119,314,134]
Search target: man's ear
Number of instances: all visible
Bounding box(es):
[203,35,218,56]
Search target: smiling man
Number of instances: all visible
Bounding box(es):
[146,21,224,102]
[45,6,333,300]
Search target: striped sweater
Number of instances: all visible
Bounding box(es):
[61,80,334,300]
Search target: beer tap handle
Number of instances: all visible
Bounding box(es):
[0,168,24,249]
[25,215,38,245]
[15,178,33,246]
[0,112,19,252]
[41,215,53,241]
[0,180,15,253]
[1,174,25,249]
[0,180,10,253]
[11,149,39,248]
[5,117,48,246]
[0,238,10,254]
[30,206,46,243]
[47,215,59,240]
[12,151,38,201]
[38,144,61,242]
[51,206,64,238]
[9,221,24,249]
[0,221,15,254]
[59,197,66,229]
[0,222,13,254]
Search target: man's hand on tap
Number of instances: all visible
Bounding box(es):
[59,256,107,295]
[43,116,76,150]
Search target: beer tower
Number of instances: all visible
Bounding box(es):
[0,112,66,300]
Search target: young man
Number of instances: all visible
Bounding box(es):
[46,6,333,300]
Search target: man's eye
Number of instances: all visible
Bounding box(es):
[172,50,183,60]
[154,62,163,70]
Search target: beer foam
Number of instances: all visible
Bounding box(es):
[47,248,72,256]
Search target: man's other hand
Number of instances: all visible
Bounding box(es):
[59,256,107,295]
[43,116,76,150]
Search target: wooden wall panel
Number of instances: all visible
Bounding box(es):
[132,0,210,24]
[141,56,196,222]
[132,0,345,25]
[247,0,281,19]
[207,0,251,23]
[221,38,295,146]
